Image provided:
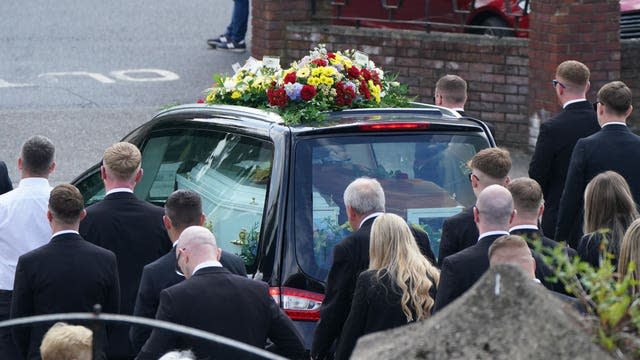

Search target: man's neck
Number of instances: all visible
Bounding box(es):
[51,223,80,234]
[509,219,538,228]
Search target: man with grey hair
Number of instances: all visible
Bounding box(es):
[433,184,515,312]
[0,135,55,358]
[311,177,434,360]
[138,226,305,360]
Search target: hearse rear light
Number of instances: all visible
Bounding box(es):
[269,287,324,321]
[359,123,430,131]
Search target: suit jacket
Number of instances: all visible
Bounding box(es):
[433,233,507,312]
[556,124,640,248]
[577,232,614,269]
[10,233,120,360]
[136,267,305,360]
[130,248,247,352]
[0,161,12,196]
[509,227,577,295]
[529,101,599,240]
[310,216,434,359]
[334,269,437,360]
[79,191,171,357]
[438,207,477,265]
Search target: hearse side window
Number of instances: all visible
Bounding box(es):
[135,129,274,268]
[293,133,489,281]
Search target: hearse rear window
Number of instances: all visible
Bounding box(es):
[293,133,489,281]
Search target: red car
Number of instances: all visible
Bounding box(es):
[333,0,640,38]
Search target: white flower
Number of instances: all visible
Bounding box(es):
[223,78,237,91]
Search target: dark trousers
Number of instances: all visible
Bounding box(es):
[0,290,20,359]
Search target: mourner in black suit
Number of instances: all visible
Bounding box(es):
[311,178,434,360]
[529,60,600,240]
[334,213,440,360]
[438,147,511,265]
[10,184,120,360]
[130,190,247,352]
[0,160,12,195]
[79,142,171,359]
[137,226,305,360]
[506,177,578,294]
[556,81,640,248]
[434,185,514,312]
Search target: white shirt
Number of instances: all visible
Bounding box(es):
[359,212,384,229]
[106,188,133,195]
[509,225,539,232]
[563,99,587,108]
[477,230,509,242]
[0,178,53,290]
[192,260,223,276]
[51,230,80,238]
[601,122,627,127]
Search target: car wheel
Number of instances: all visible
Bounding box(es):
[478,16,514,37]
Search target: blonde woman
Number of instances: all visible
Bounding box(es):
[578,171,639,268]
[619,218,640,294]
[335,213,439,360]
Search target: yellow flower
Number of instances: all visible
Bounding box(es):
[307,77,319,86]
[311,68,323,77]
[296,68,310,78]
[369,80,381,103]
[321,76,334,86]
[322,67,337,77]
[206,91,216,103]
[231,91,242,99]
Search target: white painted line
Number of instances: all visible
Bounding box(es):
[38,72,116,84]
[0,79,34,88]
[110,69,179,82]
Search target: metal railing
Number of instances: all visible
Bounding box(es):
[0,306,286,360]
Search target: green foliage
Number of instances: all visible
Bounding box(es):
[530,236,640,357]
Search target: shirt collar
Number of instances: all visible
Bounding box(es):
[51,230,80,239]
[360,212,384,229]
[192,260,223,275]
[478,230,510,242]
[563,98,587,108]
[106,188,134,195]
[18,177,50,188]
[509,225,539,232]
[601,122,627,127]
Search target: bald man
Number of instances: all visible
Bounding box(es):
[137,226,305,360]
[433,185,515,312]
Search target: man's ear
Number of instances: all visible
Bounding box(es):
[473,206,480,224]
[134,168,143,183]
[509,209,517,225]
[17,158,23,171]
[503,176,511,186]
[47,210,53,223]
[79,209,87,222]
[538,203,545,218]
[216,247,222,261]
[48,161,56,174]
[199,213,205,226]
[100,166,107,181]
[163,215,172,231]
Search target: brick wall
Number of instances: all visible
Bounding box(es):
[622,39,640,131]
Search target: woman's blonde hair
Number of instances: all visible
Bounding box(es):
[583,171,639,258]
[619,218,640,294]
[369,213,439,321]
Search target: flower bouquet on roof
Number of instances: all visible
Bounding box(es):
[204,44,411,124]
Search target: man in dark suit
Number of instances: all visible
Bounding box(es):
[438,147,512,265]
[507,177,577,294]
[137,226,305,359]
[433,184,514,312]
[10,184,120,360]
[0,160,12,195]
[556,81,640,248]
[130,189,246,352]
[79,142,171,359]
[529,60,600,240]
[311,178,434,360]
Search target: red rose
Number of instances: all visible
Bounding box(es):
[311,59,328,67]
[284,72,297,84]
[196,98,205,103]
[361,68,372,80]
[347,66,360,79]
[267,87,288,107]
[328,52,336,59]
[300,85,317,101]
[335,82,356,107]
[359,81,371,100]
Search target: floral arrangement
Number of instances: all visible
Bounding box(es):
[204,44,411,124]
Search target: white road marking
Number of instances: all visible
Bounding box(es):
[38,72,116,84]
[110,69,179,82]
[0,79,34,88]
